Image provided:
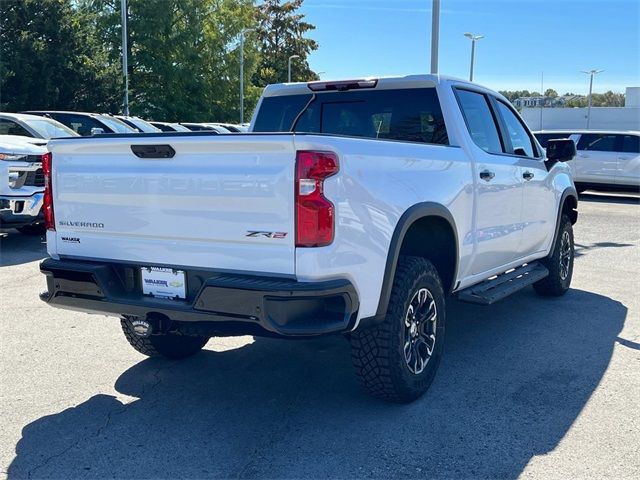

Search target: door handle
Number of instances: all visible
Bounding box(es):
[479,170,495,182]
[523,171,535,181]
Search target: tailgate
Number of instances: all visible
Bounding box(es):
[48,134,296,275]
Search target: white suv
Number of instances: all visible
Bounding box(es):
[535,130,640,192]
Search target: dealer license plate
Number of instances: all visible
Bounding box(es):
[141,267,186,299]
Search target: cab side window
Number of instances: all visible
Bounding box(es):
[495,101,537,157]
[455,89,503,154]
[576,134,619,152]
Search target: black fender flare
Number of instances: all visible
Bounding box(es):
[358,202,459,329]
[549,187,578,257]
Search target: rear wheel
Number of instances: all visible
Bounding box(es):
[120,316,209,359]
[350,256,445,403]
[534,214,574,296]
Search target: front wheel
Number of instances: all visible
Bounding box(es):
[534,214,574,296]
[120,316,209,359]
[350,256,446,403]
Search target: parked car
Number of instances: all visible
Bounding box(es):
[24,111,137,136]
[534,130,639,192]
[40,75,578,403]
[204,123,246,133]
[180,123,229,134]
[0,113,78,139]
[0,135,48,234]
[150,121,191,132]
[115,116,162,133]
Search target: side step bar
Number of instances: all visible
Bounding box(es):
[457,262,549,305]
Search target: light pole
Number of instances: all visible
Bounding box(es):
[430,0,440,74]
[121,0,129,116]
[239,28,254,124]
[464,32,484,82]
[581,69,604,129]
[288,55,300,82]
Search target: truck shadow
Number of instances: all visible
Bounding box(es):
[7,288,626,479]
[0,230,47,267]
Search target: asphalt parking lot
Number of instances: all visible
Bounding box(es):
[1,192,638,479]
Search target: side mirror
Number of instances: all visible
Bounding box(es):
[90,127,105,136]
[546,138,576,163]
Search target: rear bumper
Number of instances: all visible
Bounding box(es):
[40,258,359,337]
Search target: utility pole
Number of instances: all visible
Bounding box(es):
[239,28,254,124]
[464,32,484,82]
[288,55,300,82]
[430,0,440,74]
[540,72,544,130]
[581,69,604,129]
[121,0,129,116]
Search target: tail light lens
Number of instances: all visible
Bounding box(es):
[42,152,55,230]
[295,151,339,247]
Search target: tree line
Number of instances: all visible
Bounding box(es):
[500,88,625,108]
[0,0,318,122]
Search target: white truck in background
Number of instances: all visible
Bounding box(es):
[39,75,578,402]
[0,135,47,235]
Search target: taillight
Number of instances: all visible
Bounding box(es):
[42,152,55,230]
[295,151,339,247]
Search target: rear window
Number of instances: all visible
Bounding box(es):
[253,88,449,145]
[535,133,573,149]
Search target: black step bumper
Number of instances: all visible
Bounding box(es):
[40,258,359,337]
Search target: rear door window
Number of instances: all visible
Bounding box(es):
[621,135,640,153]
[455,89,503,154]
[253,88,449,145]
[576,133,620,152]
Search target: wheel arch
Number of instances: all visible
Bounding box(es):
[359,202,459,329]
[550,187,578,257]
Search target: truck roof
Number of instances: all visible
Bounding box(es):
[261,74,498,98]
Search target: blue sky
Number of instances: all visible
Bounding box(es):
[300,0,640,94]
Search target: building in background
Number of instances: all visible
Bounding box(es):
[522,87,640,131]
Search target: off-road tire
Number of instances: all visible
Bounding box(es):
[17,223,46,235]
[120,316,209,359]
[350,256,446,403]
[534,214,574,296]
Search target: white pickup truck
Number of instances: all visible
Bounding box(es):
[40,75,578,402]
[0,135,47,234]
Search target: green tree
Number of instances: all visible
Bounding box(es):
[83,0,260,121]
[544,88,558,98]
[254,0,318,85]
[0,0,120,112]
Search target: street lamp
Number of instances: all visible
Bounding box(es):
[288,55,300,82]
[581,69,604,129]
[121,0,129,116]
[239,28,254,124]
[464,32,484,82]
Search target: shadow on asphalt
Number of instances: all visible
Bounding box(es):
[0,230,47,267]
[8,288,626,479]
[579,192,640,205]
